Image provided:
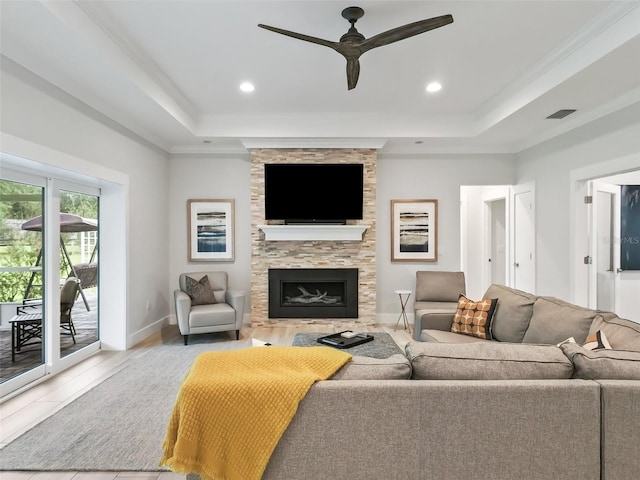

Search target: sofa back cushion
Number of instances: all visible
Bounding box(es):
[482,284,536,343]
[588,314,640,351]
[415,271,465,302]
[405,341,573,380]
[522,296,600,345]
[560,342,640,380]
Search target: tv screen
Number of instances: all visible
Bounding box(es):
[264,163,364,222]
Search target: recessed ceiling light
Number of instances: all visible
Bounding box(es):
[426,82,442,93]
[239,82,255,93]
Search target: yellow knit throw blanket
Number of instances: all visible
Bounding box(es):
[160,346,352,480]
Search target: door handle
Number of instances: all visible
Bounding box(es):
[617,268,623,273]
[514,262,520,268]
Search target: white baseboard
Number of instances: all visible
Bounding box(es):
[376,313,415,326]
[128,316,171,348]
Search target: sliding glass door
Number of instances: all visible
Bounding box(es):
[0,176,46,385]
[59,189,99,360]
[0,170,101,396]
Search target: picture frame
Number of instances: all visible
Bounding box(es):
[391,199,438,262]
[187,199,235,262]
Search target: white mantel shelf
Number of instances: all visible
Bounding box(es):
[258,224,370,241]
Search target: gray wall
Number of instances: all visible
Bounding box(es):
[167,153,518,322]
[168,154,253,320]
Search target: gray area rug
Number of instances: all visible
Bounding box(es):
[0,332,244,471]
[292,332,403,358]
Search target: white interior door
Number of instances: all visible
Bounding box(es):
[486,198,507,287]
[588,181,621,311]
[512,186,536,293]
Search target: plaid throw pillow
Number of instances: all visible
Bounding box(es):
[451,294,498,340]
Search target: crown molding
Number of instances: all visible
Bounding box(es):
[241,138,387,150]
[41,0,199,133]
[474,2,640,136]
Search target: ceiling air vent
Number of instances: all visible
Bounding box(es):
[546,109,577,119]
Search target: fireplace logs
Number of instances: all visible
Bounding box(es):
[285,286,340,305]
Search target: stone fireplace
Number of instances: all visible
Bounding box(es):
[250,148,377,327]
[268,268,358,319]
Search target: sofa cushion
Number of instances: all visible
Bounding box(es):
[483,284,536,343]
[330,354,412,380]
[450,295,497,340]
[522,296,598,345]
[414,301,460,313]
[588,314,640,351]
[416,311,456,332]
[420,329,491,343]
[560,342,640,380]
[184,274,218,305]
[405,341,573,380]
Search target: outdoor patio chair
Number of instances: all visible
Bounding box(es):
[60,276,78,343]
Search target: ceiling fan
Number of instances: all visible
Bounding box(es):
[258,6,453,90]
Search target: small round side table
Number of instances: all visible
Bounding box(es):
[394,290,412,333]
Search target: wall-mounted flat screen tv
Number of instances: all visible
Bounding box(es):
[264,163,364,223]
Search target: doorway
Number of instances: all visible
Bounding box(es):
[571,155,640,319]
[0,171,100,397]
[460,185,512,299]
[589,181,620,312]
[581,171,640,320]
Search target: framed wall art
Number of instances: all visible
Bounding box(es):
[187,199,235,262]
[391,199,438,262]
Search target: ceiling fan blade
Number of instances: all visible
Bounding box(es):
[346,58,361,90]
[360,14,453,53]
[258,24,337,49]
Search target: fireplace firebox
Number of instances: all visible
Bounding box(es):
[268,268,358,318]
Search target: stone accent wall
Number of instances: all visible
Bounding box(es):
[250,148,376,327]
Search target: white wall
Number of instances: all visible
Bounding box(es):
[375,155,517,321]
[1,60,171,348]
[5,54,639,334]
[518,102,640,304]
[168,154,252,322]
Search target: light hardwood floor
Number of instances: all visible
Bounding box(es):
[0,323,413,480]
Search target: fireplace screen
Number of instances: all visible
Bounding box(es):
[268,268,358,318]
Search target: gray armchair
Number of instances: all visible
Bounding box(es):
[174,271,245,345]
[413,271,466,340]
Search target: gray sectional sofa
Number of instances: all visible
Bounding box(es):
[191,285,640,480]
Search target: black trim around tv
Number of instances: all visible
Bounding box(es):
[264,163,364,223]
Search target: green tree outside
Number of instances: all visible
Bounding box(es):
[0,180,98,302]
